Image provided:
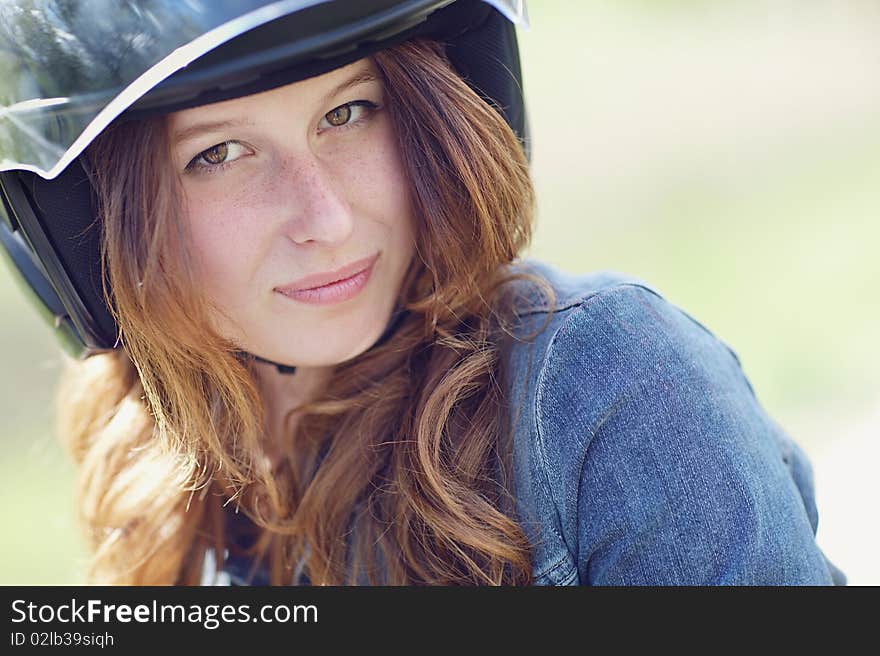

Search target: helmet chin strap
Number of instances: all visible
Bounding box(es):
[239,306,410,375]
[248,353,298,374]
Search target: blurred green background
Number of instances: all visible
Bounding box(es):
[2,0,878,584]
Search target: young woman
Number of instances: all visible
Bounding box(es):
[0,0,845,585]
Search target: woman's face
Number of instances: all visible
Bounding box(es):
[167,58,417,367]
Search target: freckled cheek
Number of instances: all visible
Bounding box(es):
[182,191,264,293]
[341,139,414,233]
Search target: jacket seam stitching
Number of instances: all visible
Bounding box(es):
[532,284,666,567]
[533,304,596,561]
[516,281,663,318]
[534,552,575,582]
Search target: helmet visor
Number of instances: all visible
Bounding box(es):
[0,0,526,179]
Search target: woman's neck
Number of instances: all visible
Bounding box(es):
[253,361,332,460]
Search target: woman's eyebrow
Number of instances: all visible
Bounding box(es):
[321,69,380,107]
[172,118,255,147]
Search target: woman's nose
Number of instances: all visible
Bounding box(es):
[277,155,354,246]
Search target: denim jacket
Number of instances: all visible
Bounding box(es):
[494,258,844,585]
[203,257,846,586]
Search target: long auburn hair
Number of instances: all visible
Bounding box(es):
[56,39,555,585]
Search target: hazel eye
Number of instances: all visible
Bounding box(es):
[318,101,377,131]
[186,141,250,172]
[201,142,229,165]
[325,105,352,127]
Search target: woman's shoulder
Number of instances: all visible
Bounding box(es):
[497,257,746,396]
[497,258,840,585]
[526,258,760,479]
[499,256,663,317]
[498,257,762,497]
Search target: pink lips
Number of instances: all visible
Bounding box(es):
[275,253,378,306]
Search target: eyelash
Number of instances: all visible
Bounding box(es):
[184,99,380,175]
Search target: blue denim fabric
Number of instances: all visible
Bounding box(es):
[498,258,845,585]
[202,257,846,586]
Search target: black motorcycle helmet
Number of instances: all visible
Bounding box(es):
[0,0,530,369]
